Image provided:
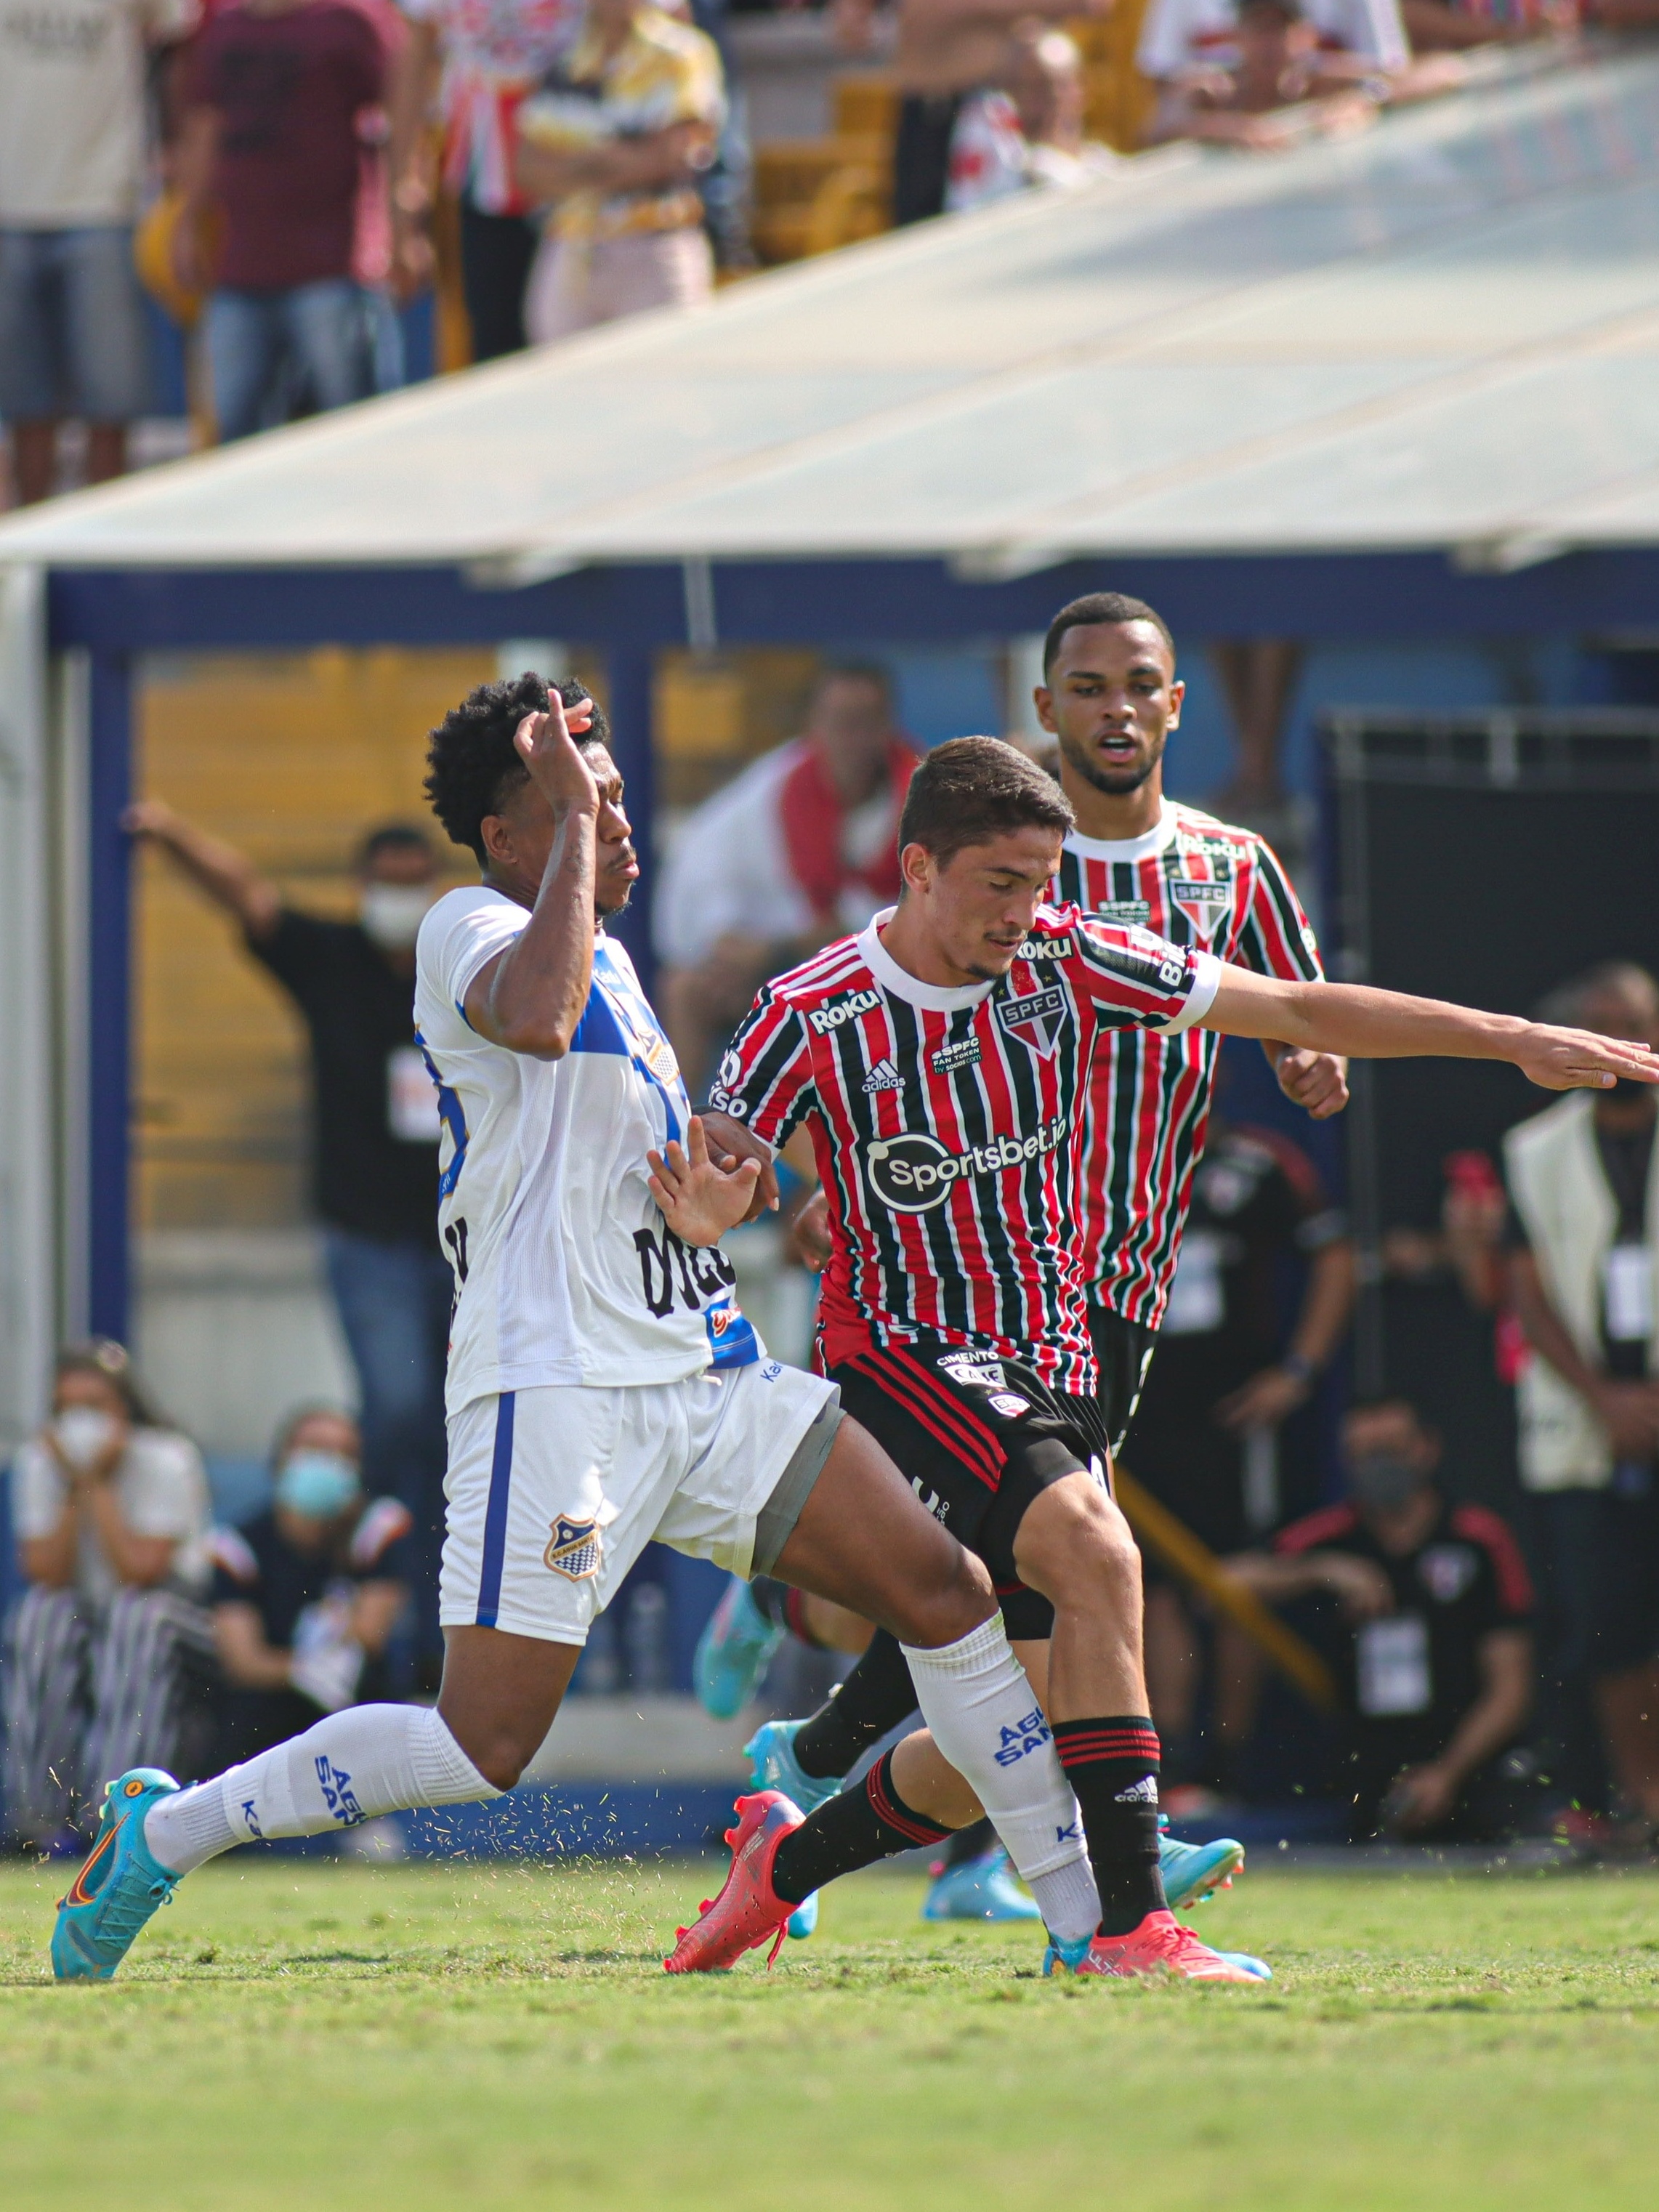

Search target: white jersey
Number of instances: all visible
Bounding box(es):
[415,886,759,1413]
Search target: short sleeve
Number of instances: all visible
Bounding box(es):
[1137,0,1201,76]
[120,1431,211,1543]
[674,29,724,126]
[246,908,351,1008]
[350,1497,415,1580]
[1236,840,1323,982]
[1067,915,1220,1036]
[209,1524,263,1603]
[707,987,818,1151]
[1449,1505,1535,1627]
[9,1440,68,1543]
[425,894,528,1014]
[1346,0,1409,67]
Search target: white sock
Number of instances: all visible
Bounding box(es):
[903,1614,1089,1885]
[1027,1854,1102,1946]
[142,1705,500,1876]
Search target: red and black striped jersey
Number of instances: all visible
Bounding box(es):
[709,903,1219,1393]
[1052,803,1323,1331]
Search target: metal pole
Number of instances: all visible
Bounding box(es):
[86,649,132,1344]
[1331,714,1386,1397]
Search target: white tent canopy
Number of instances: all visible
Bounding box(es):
[2,45,1659,583]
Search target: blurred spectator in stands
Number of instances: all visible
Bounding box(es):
[687,0,756,271]
[1402,0,1575,49]
[124,802,451,1686]
[834,0,1111,227]
[387,0,578,362]
[1139,0,1409,89]
[1125,1115,1355,1798]
[0,0,195,506]
[1231,1397,1535,1840]
[1504,961,1659,1849]
[514,0,724,342]
[171,0,387,440]
[1146,0,1388,148]
[945,25,1121,214]
[209,1407,411,1764]
[653,663,919,1091]
[3,1341,213,1850]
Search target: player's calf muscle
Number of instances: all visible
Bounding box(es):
[437,1627,582,1789]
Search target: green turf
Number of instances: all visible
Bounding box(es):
[4,1855,1658,2211]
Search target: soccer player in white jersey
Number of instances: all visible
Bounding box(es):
[49,677,1118,1983]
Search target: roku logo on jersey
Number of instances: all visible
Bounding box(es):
[809,988,881,1033]
[863,1116,1067,1211]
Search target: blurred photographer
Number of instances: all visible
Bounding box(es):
[209,1408,411,1764]
[1231,1398,1535,1841]
[3,1341,212,1849]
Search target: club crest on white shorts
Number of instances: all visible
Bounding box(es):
[544,1515,602,1579]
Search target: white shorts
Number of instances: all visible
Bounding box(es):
[439,1360,839,1644]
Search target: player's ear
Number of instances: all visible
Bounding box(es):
[898,840,932,900]
[480,812,514,870]
[1033,684,1058,735]
[1166,677,1185,730]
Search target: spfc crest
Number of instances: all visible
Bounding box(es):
[544,1516,602,1580]
[1168,872,1232,942]
[996,985,1067,1059]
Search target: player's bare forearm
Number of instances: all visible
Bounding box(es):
[1204,968,1659,1091]
[122,799,282,938]
[698,1110,781,1216]
[466,705,601,1057]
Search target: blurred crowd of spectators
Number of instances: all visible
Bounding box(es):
[6,0,1657,504]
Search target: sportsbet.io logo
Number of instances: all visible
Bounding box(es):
[863,1115,1067,1212]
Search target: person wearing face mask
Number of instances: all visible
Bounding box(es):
[124,798,453,1684]
[3,1341,213,1850]
[208,1408,412,1764]
[1503,961,1659,1849]
[1230,1398,1535,1841]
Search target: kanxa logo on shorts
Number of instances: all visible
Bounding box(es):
[996,986,1067,1059]
[863,1116,1067,1212]
[544,1516,602,1580]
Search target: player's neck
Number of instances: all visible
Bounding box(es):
[1059,762,1166,844]
[876,903,988,992]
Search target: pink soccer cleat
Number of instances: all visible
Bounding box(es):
[663,1791,804,1974]
[1044,1908,1264,1983]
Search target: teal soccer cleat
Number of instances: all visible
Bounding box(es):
[743,1720,839,1942]
[1158,1819,1245,1910]
[51,1769,182,1982]
[695,1580,785,1721]
[921,1845,1041,1922]
[742,1719,843,1815]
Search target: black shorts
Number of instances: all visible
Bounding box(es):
[829,1334,1108,1642]
[1087,1304,1159,1459]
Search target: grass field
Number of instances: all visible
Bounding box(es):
[3,1855,1658,2211]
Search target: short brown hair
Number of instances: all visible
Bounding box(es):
[898,736,1073,872]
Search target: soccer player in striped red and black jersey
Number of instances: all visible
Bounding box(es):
[696,732,1653,1974]
[1037,592,1348,1453]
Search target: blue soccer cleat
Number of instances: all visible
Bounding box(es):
[744,1719,841,1939]
[695,1579,785,1721]
[1213,1948,1272,1979]
[786,1889,820,1940]
[1159,1817,1246,1910]
[743,1719,843,1815]
[51,1769,183,1982]
[921,1844,1041,1922]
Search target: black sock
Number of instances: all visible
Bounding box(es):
[1051,1716,1167,1937]
[748,1576,794,1630]
[791,1630,919,1780]
[942,1816,996,1870]
[770,1749,952,1904]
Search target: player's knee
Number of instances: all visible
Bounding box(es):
[1017,1478,1141,1612]
[889,1541,997,1651]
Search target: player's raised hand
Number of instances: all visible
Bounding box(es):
[1514,1025,1659,1092]
[514,691,599,817]
[648,1115,763,1246]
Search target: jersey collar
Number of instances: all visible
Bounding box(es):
[1062,800,1179,867]
[857,907,996,1014]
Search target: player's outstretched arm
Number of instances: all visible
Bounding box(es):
[1203,967,1659,1091]
[648,1115,763,1246]
[464,698,600,1059]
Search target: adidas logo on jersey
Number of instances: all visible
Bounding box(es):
[810,988,880,1033]
[862,1057,902,1094]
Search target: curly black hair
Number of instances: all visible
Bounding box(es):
[423,671,611,864]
